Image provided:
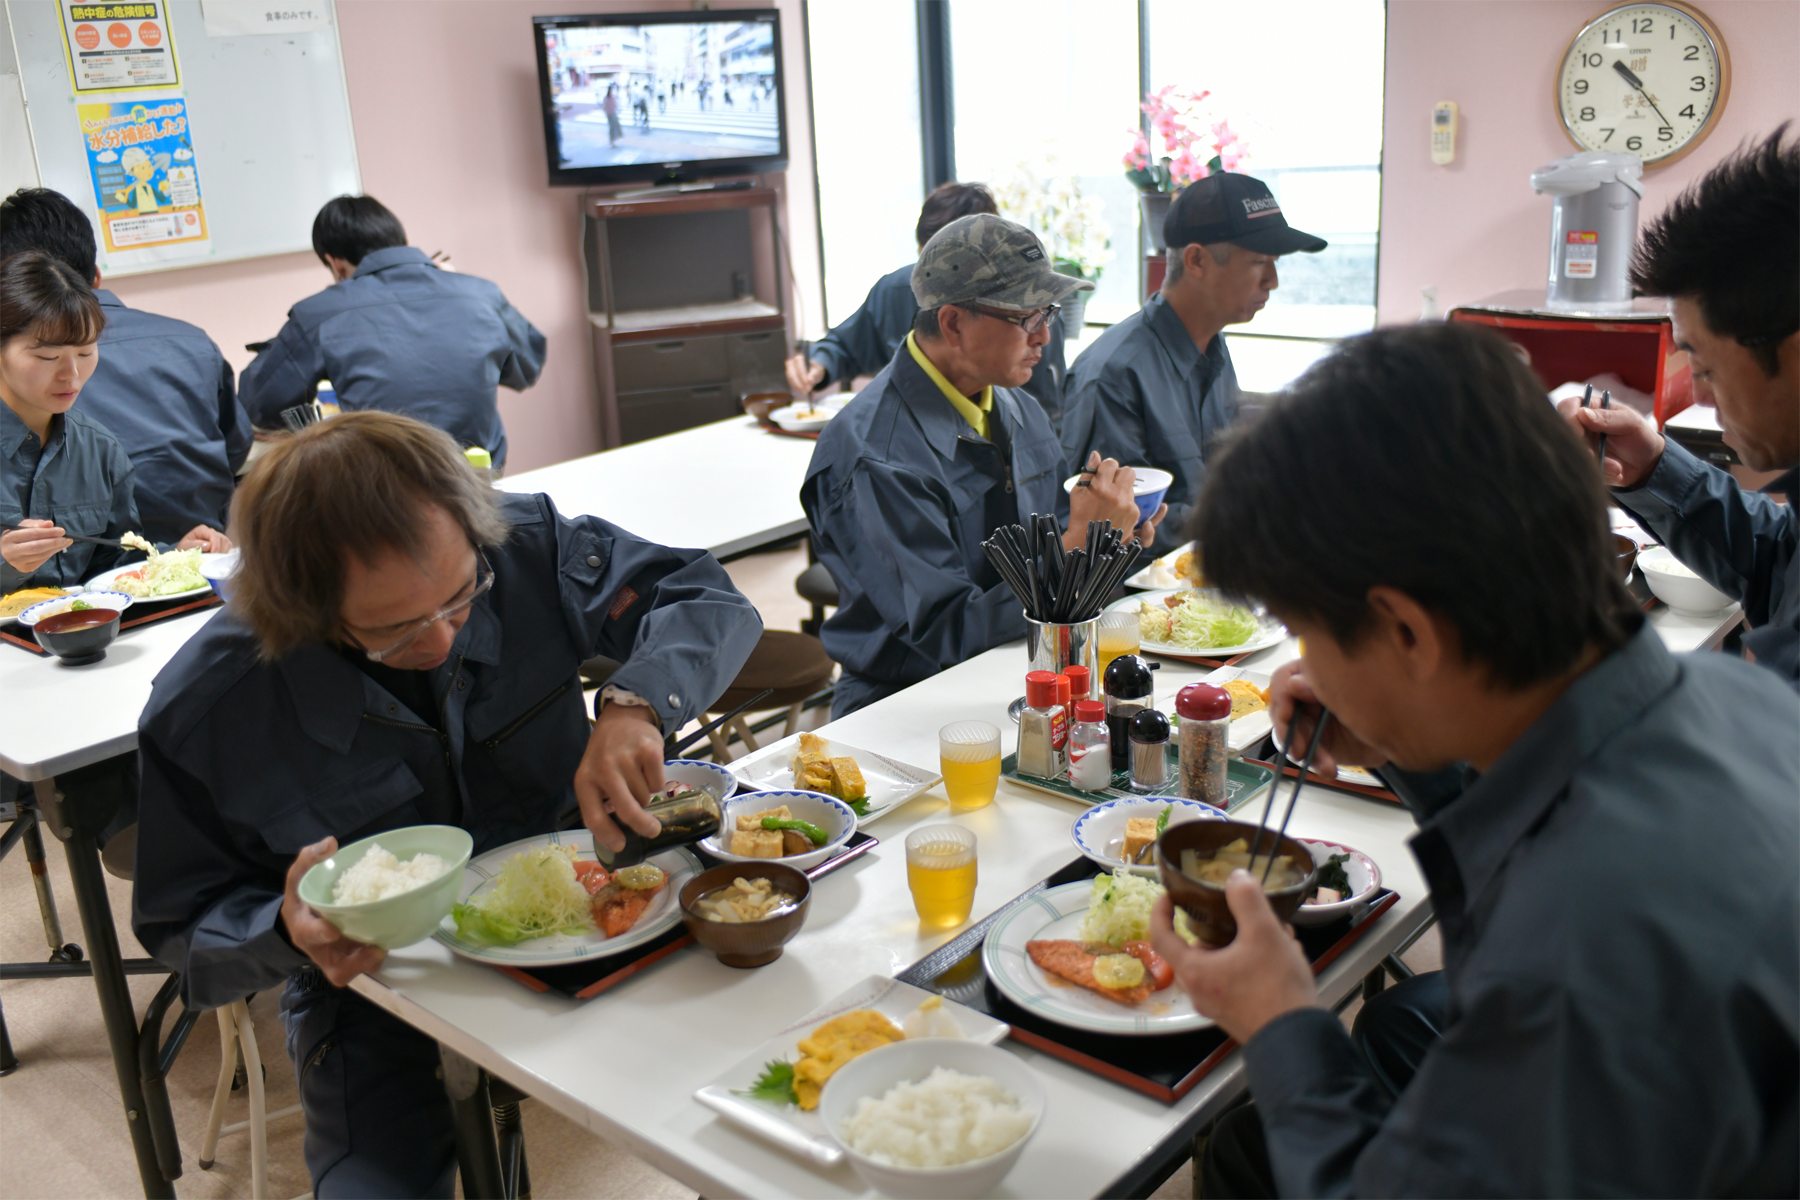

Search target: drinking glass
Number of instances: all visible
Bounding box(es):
[905,824,978,928]
[1097,609,1141,679]
[939,721,1002,810]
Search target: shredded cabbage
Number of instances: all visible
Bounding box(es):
[110,534,205,598]
[451,843,594,945]
[1078,870,1164,945]
[1165,594,1261,650]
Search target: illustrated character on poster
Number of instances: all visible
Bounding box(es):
[114,146,172,213]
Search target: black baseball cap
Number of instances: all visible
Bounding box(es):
[1163,173,1328,256]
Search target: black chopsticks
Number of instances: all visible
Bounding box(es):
[0,524,122,548]
[981,512,1145,623]
[1579,384,1612,470]
[1250,708,1332,884]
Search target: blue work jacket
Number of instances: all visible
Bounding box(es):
[78,290,249,542]
[130,492,761,1009]
[809,263,1069,430]
[0,401,142,592]
[238,247,546,468]
[1059,293,1241,553]
[801,346,1063,716]
[1615,439,1797,687]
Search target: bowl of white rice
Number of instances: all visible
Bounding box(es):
[298,825,473,949]
[818,1038,1045,1198]
[1637,546,1734,615]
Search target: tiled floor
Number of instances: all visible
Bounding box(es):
[0,542,1438,1198]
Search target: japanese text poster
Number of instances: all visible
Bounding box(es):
[79,96,210,255]
[60,1,181,94]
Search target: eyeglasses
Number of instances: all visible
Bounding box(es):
[343,549,494,663]
[963,304,1062,336]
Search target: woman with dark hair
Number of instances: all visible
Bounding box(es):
[0,249,145,591]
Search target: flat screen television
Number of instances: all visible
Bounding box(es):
[532,10,787,188]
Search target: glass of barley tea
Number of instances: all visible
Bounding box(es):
[905,824,978,928]
[939,720,1002,810]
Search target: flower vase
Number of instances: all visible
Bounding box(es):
[1139,191,1173,252]
[1058,291,1090,341]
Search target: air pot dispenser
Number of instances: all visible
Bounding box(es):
[1530,151,1645,313]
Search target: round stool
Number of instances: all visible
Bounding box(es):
[707,630,836,761]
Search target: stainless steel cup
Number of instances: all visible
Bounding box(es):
[1025,618,1100,678]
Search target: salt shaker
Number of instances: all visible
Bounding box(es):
[1128,709,1172,792]
[1016,670,1067,779]
[1068,699,1113,792]
[1103,654,1155,771]
[1175,683,1232,808]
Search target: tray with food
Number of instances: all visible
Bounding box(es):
[729,732,941,827]
[1112,588,1288,662]
[896,857,1396,1103]
[1001,749,1275,812]
[0,588,220,656]
[692,974,1011,1168]
[84,538,227,604]
[1123,542,1204,592]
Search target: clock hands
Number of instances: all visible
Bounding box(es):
[1612,59,1674,130]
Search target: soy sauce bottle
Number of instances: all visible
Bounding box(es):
[1103,654,1156,771]
[593,787,722,869]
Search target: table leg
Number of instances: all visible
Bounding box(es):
[34,775,177,1199]
[440,1043,506,1200]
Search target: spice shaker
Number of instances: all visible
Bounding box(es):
[1128,708,1172,791]
[594,785,722,869]
[1103,654,1155,771]
[1068,699,1113,792]
[1063,664,1091,704]
[1175,683,1233,808]
[1016,670,1067,779]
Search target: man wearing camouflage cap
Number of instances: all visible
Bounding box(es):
[1061,172,1328,552]
[803,214,1164,717]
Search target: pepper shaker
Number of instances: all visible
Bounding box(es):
[1128,708,1172,791]
[1175,683,1232,808]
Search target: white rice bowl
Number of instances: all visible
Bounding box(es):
[331,844,451,904]
[840,1067,1032,1168]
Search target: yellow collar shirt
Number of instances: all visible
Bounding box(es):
[905,332,992,441]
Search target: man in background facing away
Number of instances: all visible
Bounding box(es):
[240,195,546,471]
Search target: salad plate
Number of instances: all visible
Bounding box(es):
[727,734,941,827]
[85,550,228,604]
[982,879,1212,1036]
[433,830,699,967]
[1108,588,1287,659]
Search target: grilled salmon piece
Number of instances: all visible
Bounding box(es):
[1026,939,1155,1004]
[593,876,667,938]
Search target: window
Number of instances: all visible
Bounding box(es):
[805,0,924,329]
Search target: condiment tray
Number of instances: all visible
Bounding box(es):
[727,734,941,827]
[692,974,1009,1168]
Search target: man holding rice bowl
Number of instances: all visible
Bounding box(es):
[1149,324,1797,1197]
[130,412,761,1197]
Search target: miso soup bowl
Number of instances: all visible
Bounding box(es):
[1156,819,1317,947]
[32,607,122,665]
[679,862,811,968]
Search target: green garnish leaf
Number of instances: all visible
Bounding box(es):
[847,796,871,818]
[70,599,94,611]
[737,1059,798,1105]
[1155,805,1171,836]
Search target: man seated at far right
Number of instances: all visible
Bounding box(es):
[1561,126,1797,686]
[1059,172,1326,553]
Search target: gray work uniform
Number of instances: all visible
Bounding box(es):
[78,290,249,542]
[1059,293,1241,553]
[130,492,760,1196]
[0,401,142,592]
[801,346,1063,717]
[1241,623,1799,1197]
[808,263,1070,430]
[1613,439,1797,687]
[238,247,546,468]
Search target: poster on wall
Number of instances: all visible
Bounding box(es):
[78,94,211,260]
[200,0,332,37]
[59,1,182,94]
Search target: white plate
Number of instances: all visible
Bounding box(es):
[983,879,1211,1036]
[770,400,844,433]
[15,590,132,627]
[728,734,941,827]
[1111,589,1288,659]
[1290,839,1382,926]
[1123,540,1203,591]
[693,975,1010,1168]
[432,831,699,967]
[85,551,228,604]
[1069,797,1225,876]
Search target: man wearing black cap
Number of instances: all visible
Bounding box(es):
[1060,173,1326,552]
[802,214,1161,717]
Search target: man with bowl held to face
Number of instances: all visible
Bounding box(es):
[130,412,761,1198]
[802,214,1164,717]
[1559,128,1798,689]
[1148,324,1797,1198]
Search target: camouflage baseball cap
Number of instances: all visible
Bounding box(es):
[911,214,1094,312]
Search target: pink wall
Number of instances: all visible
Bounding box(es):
[103,0,821,473]
[1377,0,1800,325]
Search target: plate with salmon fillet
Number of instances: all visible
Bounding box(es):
[981,880,1211,1036]
[433,831,700,967]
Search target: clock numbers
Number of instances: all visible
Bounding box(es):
[1558,3,1725,167]
[1632,16,1654,32]
[1683,45,1700,59]
[1678,104,1695,118]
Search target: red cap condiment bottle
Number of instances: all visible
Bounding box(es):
[1175,683,1233,808]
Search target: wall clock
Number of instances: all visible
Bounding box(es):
[1556,1,1731,168]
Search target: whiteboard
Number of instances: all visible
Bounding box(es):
[3,0,360,276]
